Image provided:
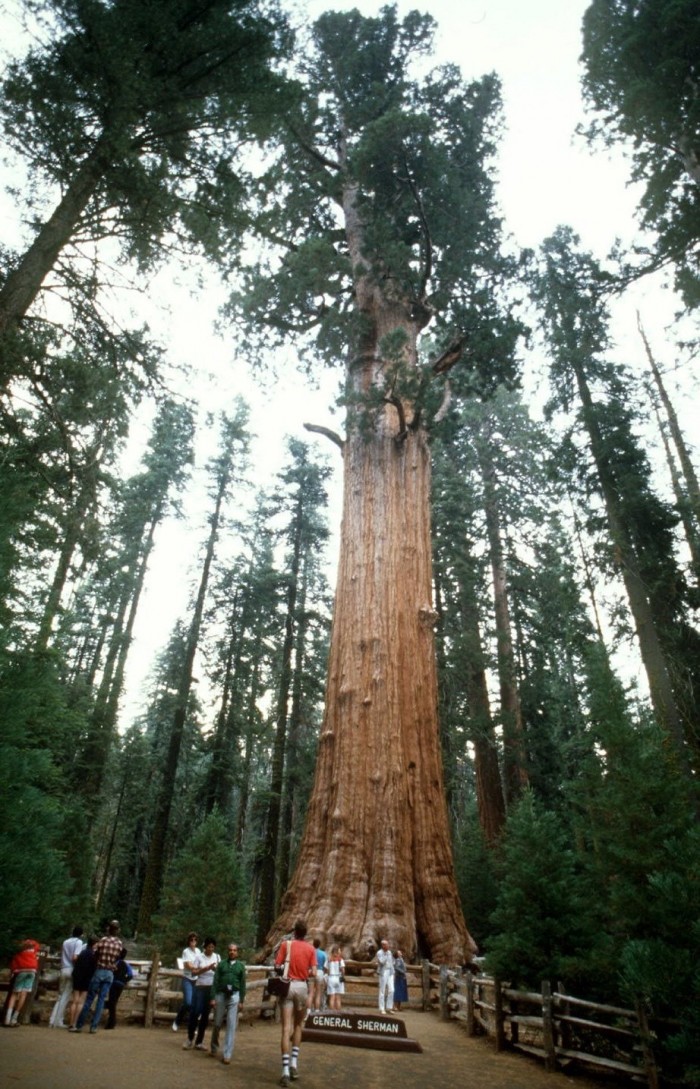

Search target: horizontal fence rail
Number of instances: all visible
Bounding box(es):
[1,953,433,1028]
[438,967,662,1089]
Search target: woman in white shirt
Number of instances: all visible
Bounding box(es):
[183,937,220,1050]
[325,945,345,1011]
[173,931,200,1031]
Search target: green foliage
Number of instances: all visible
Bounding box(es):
[0,650,93,951]
[151,811,253,962]
[485,792,594,986]
[453,812,499,949]
[580,0,700,302]
[0,0,292,274]
[228,3,512,383]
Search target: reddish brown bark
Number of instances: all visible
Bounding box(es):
[267,179,474,957]
[271,412,474,962]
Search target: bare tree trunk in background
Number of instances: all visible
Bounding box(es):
[478,433,529,804]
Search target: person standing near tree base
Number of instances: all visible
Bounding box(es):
[376,939,395,1014]
[275,920,316,1086]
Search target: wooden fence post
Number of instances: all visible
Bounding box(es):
[634,999,660,1089]
[421,959,431,1011]
[439,965,450,1021]
[465,971,475,1037]
[494,977,505,1051]
[556,981,571,1051]
[144,951,159,1028]
[542,980,556,1073]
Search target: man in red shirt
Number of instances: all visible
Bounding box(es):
[274,920,316,1086]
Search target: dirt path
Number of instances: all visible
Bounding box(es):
[0,1009,614,1089]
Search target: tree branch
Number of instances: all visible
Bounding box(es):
[431,333,468,374]
[384,393,408,444]
[286,121,341,173]
[303,422,345,451]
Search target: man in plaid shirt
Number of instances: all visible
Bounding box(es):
[71,921,123,1034]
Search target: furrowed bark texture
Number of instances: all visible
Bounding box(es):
[272,416,473,962]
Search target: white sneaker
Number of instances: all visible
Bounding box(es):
[172,1021,179,1032]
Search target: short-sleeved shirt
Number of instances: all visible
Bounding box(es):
[93,934,123,971]
[61,936,85,971]
[193,951,220,987]
[181,945,201,980]
[275,939,316,982]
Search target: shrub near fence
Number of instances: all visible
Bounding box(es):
[439,967,662,1089]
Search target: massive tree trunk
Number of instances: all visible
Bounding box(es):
[270,276,474,960]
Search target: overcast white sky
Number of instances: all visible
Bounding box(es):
[1,0,697,721]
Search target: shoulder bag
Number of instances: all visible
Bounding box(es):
[267,940,292,999]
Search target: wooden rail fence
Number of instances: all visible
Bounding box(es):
[2,954,434,1028]
[438,966,662,1089]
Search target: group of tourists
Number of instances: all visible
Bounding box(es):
[3,921,132,1033]
[266,921,410,1087]
[169,919,411,1087]
[171,932,245,1066]
[4,918,410,1088]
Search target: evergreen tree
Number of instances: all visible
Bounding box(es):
[534,227,700,785]
[230,3,513,962]
[485,791,594,986]
[255,437,331,944]
[137,403,251,932]
[580,0,700,303]
[0,0,292,348]
[152,811,253,961]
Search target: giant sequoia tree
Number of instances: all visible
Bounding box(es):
[232,7,512,961]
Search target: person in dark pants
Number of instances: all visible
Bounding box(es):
[182,937,219,1051]
[105,948,133,1029]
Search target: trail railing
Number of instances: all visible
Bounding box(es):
[438,966,662,1089]
[3,953,432,1027]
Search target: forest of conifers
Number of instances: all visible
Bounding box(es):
[1,0,698,1082]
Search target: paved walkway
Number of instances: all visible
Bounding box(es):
[0,1009,614,1089]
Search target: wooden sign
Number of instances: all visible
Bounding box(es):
[302,1011,422,1053]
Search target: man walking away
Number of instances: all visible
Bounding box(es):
[275,920,316,1086]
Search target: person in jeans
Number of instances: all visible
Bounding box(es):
[275,920,316,1087]
[209,942,246,1064]
[72,920,122,1034]
[172,932,200,1031]
[182,937,219,1051]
